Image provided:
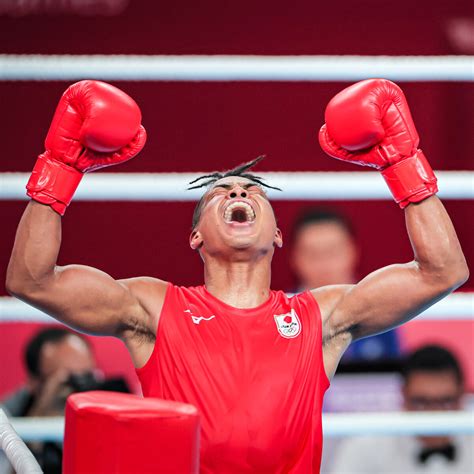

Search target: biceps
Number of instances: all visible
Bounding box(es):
[30,264,140,335]
[331,262,447,339]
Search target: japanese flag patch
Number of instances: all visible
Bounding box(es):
[274,309,302,339]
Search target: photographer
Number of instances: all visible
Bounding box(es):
[1,327,129,473]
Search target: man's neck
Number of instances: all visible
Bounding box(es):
[203,257,272,309]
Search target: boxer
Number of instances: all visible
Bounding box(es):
[6,79,468,473]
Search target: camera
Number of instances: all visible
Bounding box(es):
[65,372,130,393]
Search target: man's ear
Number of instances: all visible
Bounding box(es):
[190,229,203,250]
[274,228,283,248]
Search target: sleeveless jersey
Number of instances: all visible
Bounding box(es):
[136,284,330,473]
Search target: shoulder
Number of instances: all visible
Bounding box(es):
[118,277,169,304]
[283,286,353,323]
[310,285,353,324]
[118,276,169,291]
[117,277,170,335]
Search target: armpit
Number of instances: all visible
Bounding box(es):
[120,316,156,345]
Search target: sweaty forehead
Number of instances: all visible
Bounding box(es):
[212,176,256,188]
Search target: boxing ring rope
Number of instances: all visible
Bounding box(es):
[0,410,43,473]
[0,55,473,81]
[1,171,473,201]
[0,292,472,324]
[7,411,474,443]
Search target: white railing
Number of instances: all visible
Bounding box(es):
[0,55,473,82]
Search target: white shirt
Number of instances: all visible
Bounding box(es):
[328,435,474,474]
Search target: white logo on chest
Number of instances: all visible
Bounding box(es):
[274,309,302,338]
[184,309,216,325]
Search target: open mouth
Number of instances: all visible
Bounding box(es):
[223,201,256,224]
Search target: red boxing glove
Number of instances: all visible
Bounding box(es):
[26,80,147,215]
[318,79,438,208]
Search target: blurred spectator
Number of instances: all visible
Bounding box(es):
[329,345,473,473]
[290,208,399,361]
[0,327,129,473]
[1,328,98,418]
[445,18,474,54]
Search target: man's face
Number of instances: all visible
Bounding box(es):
[403,370,462,412]
[291,221,357,289]
[403,370,463,447]
[190,176,282,258]
[28,334,96,416]
[38,334,95,381]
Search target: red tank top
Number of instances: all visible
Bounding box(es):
[136,284,330,473]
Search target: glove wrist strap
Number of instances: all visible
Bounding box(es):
[381,150,438,209]
[26,153,83,216]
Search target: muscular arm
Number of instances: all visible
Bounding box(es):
[6,201,165,339]
[314,197,468,376]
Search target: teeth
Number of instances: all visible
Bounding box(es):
[224,202,256,222]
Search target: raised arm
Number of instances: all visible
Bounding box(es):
[6,202,163,337]
[315,79,469,376]
[5,81,160,340]
[316,196,467,340]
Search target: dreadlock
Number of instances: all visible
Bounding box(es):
[189,155,282,229]
[188,156,280,191]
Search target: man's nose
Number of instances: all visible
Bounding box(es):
[228,186,247,199]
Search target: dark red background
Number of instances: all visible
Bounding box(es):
[1,0,472,396]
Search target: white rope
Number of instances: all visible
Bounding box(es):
[0,410,43,473]
[0,293,471,324]
[8,411,474,442]
[0,55,473,82]
[8,417,64,442]
[324,411,474,437]
[1,171,473,201]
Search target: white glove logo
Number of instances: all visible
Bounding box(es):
[184,309,216,325]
